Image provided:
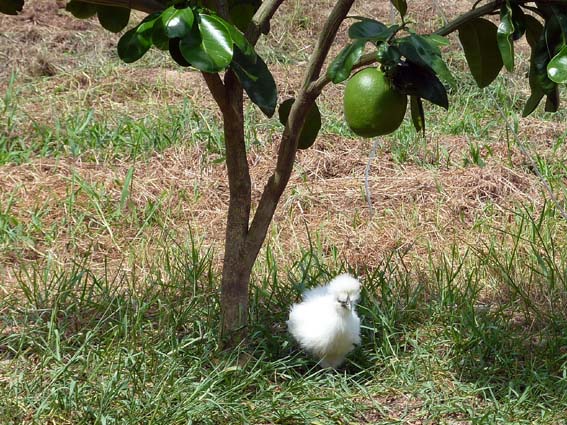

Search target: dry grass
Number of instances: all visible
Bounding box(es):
[3,2,567,423]
[1,0,565,288]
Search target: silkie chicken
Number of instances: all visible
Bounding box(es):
[287,273,361,368]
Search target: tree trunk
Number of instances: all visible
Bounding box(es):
[217,71,254,345]
[220,237,255,345]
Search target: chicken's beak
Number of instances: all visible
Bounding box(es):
[340,296,351,310]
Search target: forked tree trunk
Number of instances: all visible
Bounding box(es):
[211,0,358,346]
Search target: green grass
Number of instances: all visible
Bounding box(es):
[4,5,567,423]
[2,204,567,423]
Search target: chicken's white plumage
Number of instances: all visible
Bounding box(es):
[287,274,361,368]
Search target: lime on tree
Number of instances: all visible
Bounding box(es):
[343,67,407,138]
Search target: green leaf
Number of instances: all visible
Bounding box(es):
[424,34,450,48]
[231,47,277,117]
[523,23,558,116]
[326,40,365,84]
[224,17,256,60]
[524,14,543,49]
[348,18,387,39]
[389,0,407,18]
[65,1,97,19]
[458,18,503,88]
[510,3,526,41]
[396,34,455,86]
[164,6,194,39]
[530,24,558,95]
[278,98,322,150]
[497,3,515,71]
[410,96,425,135]
[117,13,159,63]
[180,13,233,73]
[376,43,401,67]
[545,86,560,112]
[229,3,256,32]
[522,89,545,117]
[97,5,130,33]
[547,44,567,83]
[169,38,192,67]
[152,8,176,51]
[118,30,150,63]
[391,61,448,109]
[0,0,23,15]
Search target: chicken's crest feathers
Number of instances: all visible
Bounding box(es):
[328,273,361,302]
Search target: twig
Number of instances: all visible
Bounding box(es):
[245,0,356,258]
[304,0,356,91]
[246,0,286,45]
[73,0,164,13]
[310,0,507,95]
[360,0,397,218]
[364,138,380,217]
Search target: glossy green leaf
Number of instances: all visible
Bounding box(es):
[458,18,503,88]
[117,13,159,63]
[391,61,448,109]
[118,29,151,63]
[278,98,322,150]
[224,17,256,60]
[545,86,560,112]
[530,25,557,95]
[547,44,567,83]
[164,7,194,39]
[0,0,23,15]
[169,38,192,67]
[97,5,130,33]
[348,18,387,39]
[390,0,407,18]
[522,89,545,117]
[524,14,543,49]
[396,34,455,86]
[152,8,176,51]
[180,14,233,73]
[510,3,526,40]
[523,22,558,116]
[327,40,365,84]
[65,1,97,19]
[376,43,401,67]
[410,96,425,135]
[497,3,515,71]
[231,47,277,117]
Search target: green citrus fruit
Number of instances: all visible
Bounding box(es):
[343,67,407,138]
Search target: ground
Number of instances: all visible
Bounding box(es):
[1,0,567,423]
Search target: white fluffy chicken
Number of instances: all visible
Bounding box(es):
[287,273,361,368]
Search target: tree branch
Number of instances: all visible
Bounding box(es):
[245,0,355,257]
[211,0,230,20]
[75,0,165,14]
[245,0,286,45]
[303,0,356,89]
[309,0,509,95]
[202,73,228,112]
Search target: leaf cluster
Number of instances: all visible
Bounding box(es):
[111,3,277,117]
[327,0,567,136]
[459,1,567,117]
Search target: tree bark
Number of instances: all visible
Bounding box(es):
[215,71,254,345]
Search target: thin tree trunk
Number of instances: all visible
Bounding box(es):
[216,71,254,344]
